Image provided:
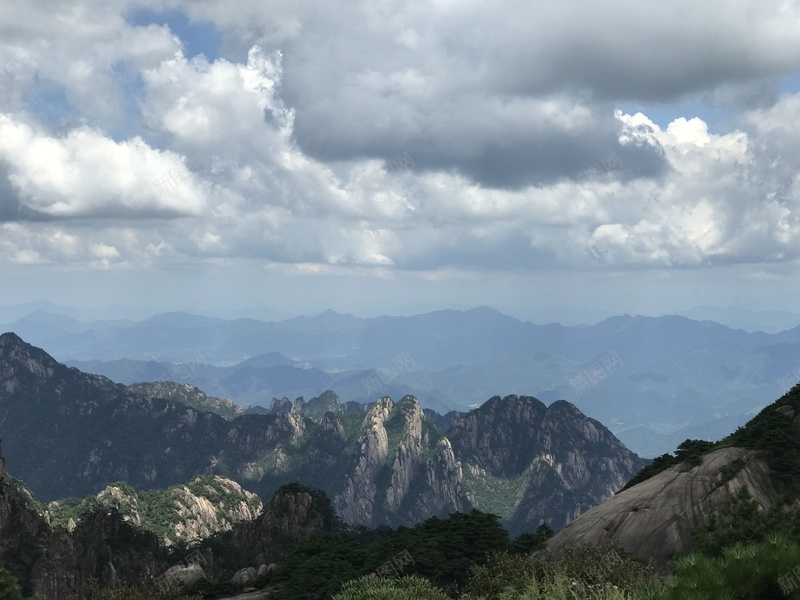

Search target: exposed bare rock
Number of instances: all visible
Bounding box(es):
[334,398,393,525]
[169,477,262,545]
[225,484,336,569]
[164,563,205,587]
[413,438,468,520]
[546,447,776,571]
[334,396,470,526]
[97,483,142,527]
[49,476,263,547]
[0,334,645,535]
[448,396,645,534]
[231,566,257,586]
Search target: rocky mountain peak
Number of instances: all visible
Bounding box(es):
[0,332,62,391]
[0,335,647,538]
[546,387,800,570]
[366,396,394,425]
[228,483,335,567]
[447,394,550,477]
[394,394,424,444]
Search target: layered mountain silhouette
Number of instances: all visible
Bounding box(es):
[8,307,800,456]
[0,332,644,534]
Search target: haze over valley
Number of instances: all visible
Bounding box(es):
[4,304,800,458]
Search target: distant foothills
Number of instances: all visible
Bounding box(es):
[4,306,800,457]
[3,331,800,598]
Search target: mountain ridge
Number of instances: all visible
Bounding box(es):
[0,332,644,535]
[7,305,799,458]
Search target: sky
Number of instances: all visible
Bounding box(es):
[3,0,800,322]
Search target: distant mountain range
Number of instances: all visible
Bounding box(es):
[0,332,644,536]
[6,307,800,456]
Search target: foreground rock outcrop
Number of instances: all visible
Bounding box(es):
[546,392,800,570]
[0,453,171,599]
[0,455,338,599]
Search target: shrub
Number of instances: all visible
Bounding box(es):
[333,575,449,600]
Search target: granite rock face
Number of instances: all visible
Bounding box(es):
[449,396,646,532]
[0,455,171,599]
[546,446,778,571]
[334,396,470,526]
[0,333,646,534]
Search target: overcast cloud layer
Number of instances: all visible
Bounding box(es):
[2,0,800,318]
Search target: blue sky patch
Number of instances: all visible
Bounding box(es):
[127,7,222,62]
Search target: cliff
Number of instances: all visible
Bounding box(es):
[334,396,468,525]
[0,455,171,599]
[449,396,646,533]
[0,333,645,533]
[546,390,800,571]
[48,476,263,546]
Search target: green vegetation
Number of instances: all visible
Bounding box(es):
[128,382,242,421]
[466,544,653,599]
[323,520,800,599]
[460,466,529,520]
[333,575,449,600]
[720,388,800,494]
[263,481,800,599]
[642,536,800,600]
[47,476,261,546]
[303,390,344,421]
[23,476,800,600]
[5,477,44,515]
[620,386,800,502]
[623,386,800,493]
[87,584,199,600]
[691,487,800,557]
[341,411,367,443]
[384,396,426,457]
[620,439,716,491]
[262,508,534,599]
[0,568,36,600]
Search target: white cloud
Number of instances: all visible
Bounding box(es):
[0,115,209,217]
[2,0,800,314]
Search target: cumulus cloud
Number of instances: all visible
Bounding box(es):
[1,0,800,301]
[0,115,209,218]
[179,0,800,187]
